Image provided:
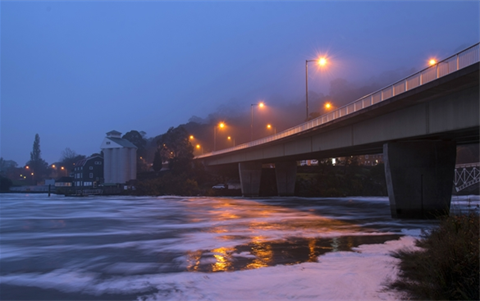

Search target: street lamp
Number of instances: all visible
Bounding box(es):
[251,102,265,141]
[227,136,236,147]
[428,58,437,66]
[214,122,225,151]
[305,57,328,120]
[196,144,203,155]
[266,124,276,135]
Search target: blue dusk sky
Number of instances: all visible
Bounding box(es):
[1,0,479,165]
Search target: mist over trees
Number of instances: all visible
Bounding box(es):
[155,67,420,156]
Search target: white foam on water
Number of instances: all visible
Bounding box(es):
[1,236,417,300]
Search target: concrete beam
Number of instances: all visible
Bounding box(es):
[238,162,262,197]
[275,161,297,196]
[384,141,456,218]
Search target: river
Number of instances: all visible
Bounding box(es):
[0,193,478,300]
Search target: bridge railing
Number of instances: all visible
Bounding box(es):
[454,162,480,192]
[197,43,480,159]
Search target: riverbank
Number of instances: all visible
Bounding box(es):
[388,211,479,300]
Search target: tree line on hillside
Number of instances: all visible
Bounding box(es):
[1,126,479,195]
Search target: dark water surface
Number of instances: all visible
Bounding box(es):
[1,193,477,300]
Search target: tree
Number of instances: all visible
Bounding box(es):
[60,148,85,175]
[0,158,18,176]
[156,126,194,174]
[0,175,13,192]
[152,150,163,172]
[122,130,148,172]
[26,134,48,184]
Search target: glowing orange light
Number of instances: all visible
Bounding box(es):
[31,172,34,176]
[189,135,194,140]
[227,136,231,140]
[196,144,200,149]
[219,122,225,128]
[258,102,265,108]
[325,102,332,109]
[52,164,56,168]
[267,124,272,129]
[25,166,29,169]
[429,58,437,66]
[318,57,327,66]
[61,166,64,170]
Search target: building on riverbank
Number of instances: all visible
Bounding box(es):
[73,154,104,187]
[100,130,137,185]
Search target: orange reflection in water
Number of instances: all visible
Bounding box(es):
[308,238,317,262]
[185,250,203,272]
[245,236,273,269]
[181,197,368,272]
[211,247,234,272]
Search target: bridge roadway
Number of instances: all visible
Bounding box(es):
[195,44,479,218]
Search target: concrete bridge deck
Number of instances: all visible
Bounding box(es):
[195,43,480,218]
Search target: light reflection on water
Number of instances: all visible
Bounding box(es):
[1,193,477,297]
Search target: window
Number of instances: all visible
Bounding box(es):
[89,173,93,178]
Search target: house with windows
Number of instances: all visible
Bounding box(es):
[73,154,104,187]
[100,130,137,185]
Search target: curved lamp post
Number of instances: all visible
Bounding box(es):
[213,122,225,151]
[227,136,236,147]
[250,102,264,141]
[266,124,276,135]
[305,57,327,120]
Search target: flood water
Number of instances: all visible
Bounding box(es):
[1,193,478,300]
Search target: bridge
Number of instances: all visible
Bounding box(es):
[454,163,480,192]
[195,43,479,218]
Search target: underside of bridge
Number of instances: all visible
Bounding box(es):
[199,62,479,219]
[235,139,458,219]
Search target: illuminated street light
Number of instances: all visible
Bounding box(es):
[196,144,203,155]
[428,58,437,66]
[324,102,333,110]
[214,122,226,151]
[227,136,236,147]
[306,56,328,120]
[266,124,277,135]
[189,135,194,140]
[251,102,265,141]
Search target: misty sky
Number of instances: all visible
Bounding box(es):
[1,0,479,165]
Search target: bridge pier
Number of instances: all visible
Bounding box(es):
[238,162,262,197]
[383,141,456,219]
[275,161,297,196]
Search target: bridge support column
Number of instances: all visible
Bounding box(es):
[239,162,262,197]
[383,141,456,219]
[275,161,297,196]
